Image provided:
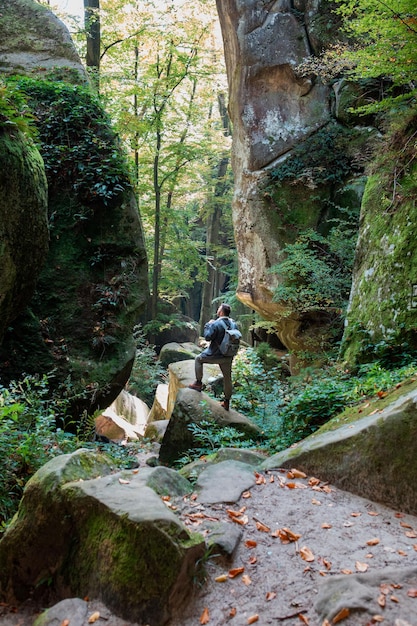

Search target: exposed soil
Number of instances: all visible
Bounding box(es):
[2,461,417,626]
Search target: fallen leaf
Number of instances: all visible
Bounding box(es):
[242,491,252,498]
[343,521,353,527]
[321,523,332,529]
[400,521,413,528]
[269,474,275,483]
[351,512,361,517]
[228,567,245,578]
[395,512,404,518]
[248,555,257,565]
[245,540,257,548]
[215,574,228,582]
[405,531,417,538]
[322,620,331,626]
[332,607,350,623]
[255,520,271,533]
[132,468,139,474]
[162,495,170,501]
[227,507,247,518]
[322,485,332,493]
[341,569,352,575]
[319,557,332,570]
[298,613,309,624]
[300,546,315,562]
[291,468,307,479]
[398,550,407,556]
[366,538,380,546]
[200,607,210,624]
[371,616,384,622]
[312,498,321,505]
[286,482,307,489]
[408,588,417,597]
[377,390,387,398]
[413,544,417,551]
[272,527,301,543]
[308,477,321,487]
[229,607,237,617]
[118,478,130,484]
[88,613,100,624]
[61,621,70,626]
[368,511,379,516]
[247,615,259,624]
[254,472,266,484]
[356,561,369,572]
[390,595,399,603]
[265,591,276,601]
[242,574,252,585]
[378,594,386,608]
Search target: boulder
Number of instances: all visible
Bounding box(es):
[95,389,150,441]
[0,450,205,626]
[147,383,169,422]
[166,359,222,419]
[0,126,48,344]
[260,387,417,515]
[159,388,263,465]
[0,0,149,415]
[159,341,201,368]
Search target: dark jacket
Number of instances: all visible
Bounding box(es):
[201,316,237,357]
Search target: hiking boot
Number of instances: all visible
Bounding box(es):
[220,399,230,411]
[188,381,203,392]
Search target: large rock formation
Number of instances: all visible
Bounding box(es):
[0,449,205,625]
[0,127,48,342]
[0,0,149,414]
[215,0,371,361]
[340,111,417,365]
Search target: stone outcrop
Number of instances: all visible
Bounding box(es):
[0,449,205,626]
[159,387,263,465]
[340,112,417,365]
[0,127,48,342]
[261,384,417,515]
[0,0,149,414]
[215,0,372,360]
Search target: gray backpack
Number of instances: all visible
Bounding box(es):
[219,319,242,357]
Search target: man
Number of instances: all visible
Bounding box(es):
[188,303,238,411]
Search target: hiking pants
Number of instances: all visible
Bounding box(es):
[195,353,233,400]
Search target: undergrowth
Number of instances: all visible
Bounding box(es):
[1,341,416,530]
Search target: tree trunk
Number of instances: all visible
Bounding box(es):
[84,0,100,89]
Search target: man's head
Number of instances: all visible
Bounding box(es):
[217,303,231,317]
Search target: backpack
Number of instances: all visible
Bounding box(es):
[219,319,242,357]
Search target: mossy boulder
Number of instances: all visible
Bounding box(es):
[0,449,205,625]
[159,388,263,466]
[159,341,201,368]
[260,386,417,515]
[340,111,417,366]
[0,0,149,414]
[0,127,48,343]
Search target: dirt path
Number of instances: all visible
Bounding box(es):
[2,465,417,626]
[169,467,417,626]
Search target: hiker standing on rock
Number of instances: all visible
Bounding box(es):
[189,303,241,411]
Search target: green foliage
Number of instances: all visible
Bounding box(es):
[327,0,417,114]
[6,76,131,209]
[342,321,417,369]
[0,79,35,135]
[127,325,165,406]
[269,124,356,188]
[175,419,254,467]
[0,374,145,532]
[269,224,358,313]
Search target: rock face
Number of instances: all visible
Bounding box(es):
[159,387,262,465]
[261,385,417,515]
[0,0,149,413]
[0,450,205,626]
[0,127,48,342]
[340,113,417,365]
[215,0,370,360]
